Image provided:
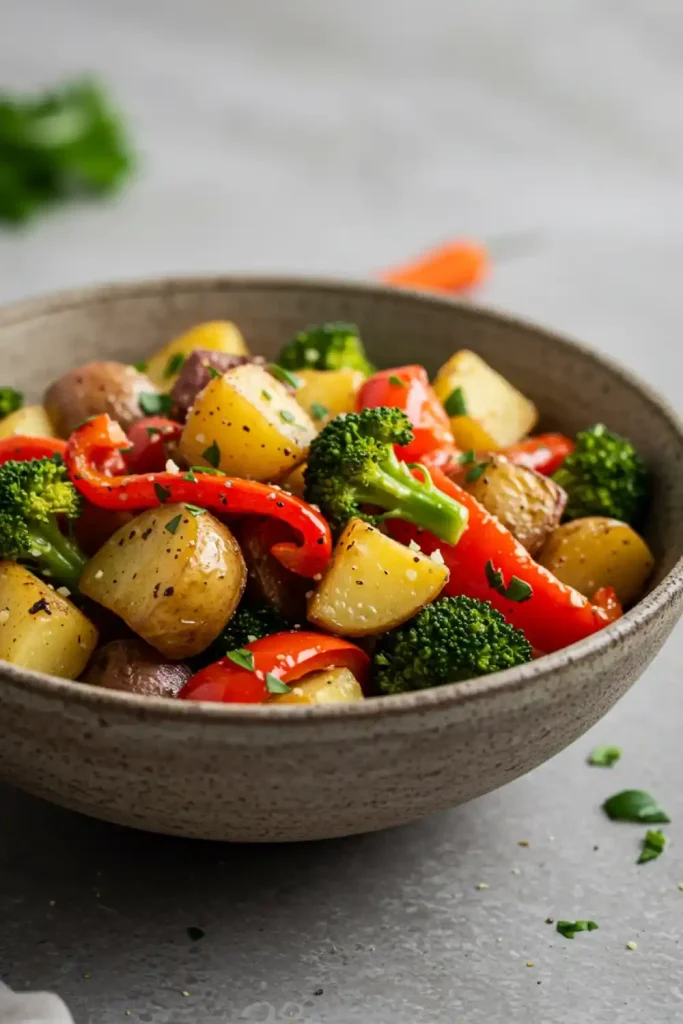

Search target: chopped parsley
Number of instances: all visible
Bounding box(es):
[444,386,467,417]
[182,470,197,483]
[465,460,490,484]
[587,745,621,767]
[556,920,599,940]
[279,409,296,425]
[190,466,222,476]
[146,426,162,437]
[165,513,182,535]
[185,504,205,517]
[602,790,671,824]
[133,360,147,373]
[202,441,220,468]
[269,364,302,389]
[154,482,171,503]
[265,672,291,695]
[388,375,406,388]
[206,365,222,380]
[458,449,476,465]
[164,352,185,378]
[310,401,329,421]
[226,649,255,672]
[637,829,666,864]
[139,392,173,416]
[485,559,533,602]
[261,389,272,402]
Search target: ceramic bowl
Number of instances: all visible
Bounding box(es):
[1,277,682,842]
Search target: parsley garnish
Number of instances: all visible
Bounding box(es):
[637,829,666,864]
[226,649,255,672]
[184,504,205,517]
[206,365,222,380]
[556,920,599,940]
[388,375,406,388]
[190,466,222,476]
[444,386,467,417]
[182,470,197,483]
[458,449,476,465]
[268,364,302,389]
[485,560,533,602]
[146,426,161,438]
[265,672,291,694]
[133,360,147,373]
[602,790,670,824]
[164,352,185,378]
[279,409,296,425]
[310,401,328,421]
[140,392,173,416]
[261,389,272,402]
[587,745,621,767]
[165,513,182,535]
[154,482,171,503]
[202,441,220,468]
[465,460,490,483]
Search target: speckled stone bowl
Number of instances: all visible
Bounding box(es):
[1,278,682,842]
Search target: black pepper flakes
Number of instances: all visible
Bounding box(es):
[163,587,175,597]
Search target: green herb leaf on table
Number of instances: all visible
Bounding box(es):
[226,649,255,672]
[637,829,666,864]
[265,672,291,694]
[139,392,173,416]
[310,402,329,422]
[444,386,468,417]
[602,790,670,824]
[164,352,185,378]
[556,920,599,940]
[202,441,221,468]
[588,745,621,767]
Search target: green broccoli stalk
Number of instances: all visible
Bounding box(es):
[373,595,533,694]
[276,322,374,376]
[0,456,87,590]
[553,423,648,525]
[304,407,468,544]
[192,602,292,669]
[0,388,23,419]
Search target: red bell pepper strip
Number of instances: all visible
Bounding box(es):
[503,434,575,476]
[388,466,610,653]
[125,416,183,474]
[358,365,456,463]
[380,240,489,293]
[592,586,623,623]
[180,631,370,703]
[64,414,332,578]
[0,435,67,464]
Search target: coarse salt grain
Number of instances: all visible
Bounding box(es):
[165,459,180,474]
[195,434,206,444]
[94,570,104,579]
[430,548,445,565]
[0,609,9,624]
[406,569,417,581]
[56,586,71,598]
[408,539,421,552]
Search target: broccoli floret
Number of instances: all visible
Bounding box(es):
[0,388,23,419]
[553,424,648,525]
[0,455,87,590]
[193,602,292,668]
[304,407,468,544]
[276,322,374,376]
[373,596,533,695]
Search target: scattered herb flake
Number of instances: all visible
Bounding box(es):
[164,352,185,378]
[133,360,147,373]
[202,441,221,468]
[146,426,162,437]
[154,482,171,503]
[444,386,467,417]
[588,745,621,767]
[603,790,670,824]
[187,926,205,941]
[261,389,272,402]
[226,649,255,672]
[465,460,490,483]
[269,364,302,389]
[279,409,296,425]
[140,392,173,416]
[458,449,476,465]
[190,465,222,476]
[182,470,197,483]
[556,920,599,940]
[637,829,666,864]
[206,365,222,380]
[265,672,291,694]
[485,559,533,602]
[310,401,329,421]
[184,504,205,517]
[165,513,182,535]
[388,375,406,388]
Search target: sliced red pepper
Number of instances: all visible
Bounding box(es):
[180,631,370,703]
[65,414,332,578]
[126,416,183,474]
[503,434,575,476]
[358,366,456,462]
[0,436,67,464]
[592,586,623,623]
[388,466,610,653]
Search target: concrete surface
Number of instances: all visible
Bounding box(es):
[1,1,682,1021]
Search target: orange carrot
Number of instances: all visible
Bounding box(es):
[380,240,489,293]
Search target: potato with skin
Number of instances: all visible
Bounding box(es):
[433,350,537,446]
[0,562,98,679]
[80,504,246,658]
[44,362,158,437]
[462,456,566,555]
[295,368,366,426]
[179,364,315,482]
[83,639,192,697]
[268,667,364,705]
[308,518,450,637]
[236,516,308,621]
[0,405,55,440]
[538,517,654,605]
[145,321,249,390]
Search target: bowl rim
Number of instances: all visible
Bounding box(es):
[1,272,682,724]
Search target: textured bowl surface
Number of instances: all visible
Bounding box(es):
[1,277,682,842]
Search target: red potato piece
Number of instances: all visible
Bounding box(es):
[44,362,159,437]
[171,350,264,419]
[82,639,192,697]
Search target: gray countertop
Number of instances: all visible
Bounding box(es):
[1,2,682,1021]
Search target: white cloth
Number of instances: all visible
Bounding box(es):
[0,983,73,1024]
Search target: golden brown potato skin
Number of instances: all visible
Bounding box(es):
[80,504,247,659]
[82,639,192,697]
[44,361,158,437]
[463,456,566,555]
[236,516,308,621]
[538,517,654,605]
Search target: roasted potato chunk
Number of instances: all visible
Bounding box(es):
[44,361,157,437]
[307,518,449,636]
[237,516,308,621]
[448,415,498,452]
[80,504,246,658]
[268,667,364,705]
[179,363,315,481]
[0,562,98,679]
[82,639,192,697]
[434,350,537,446]
[0,404,56,440]
[145,321,249,390]
[463,456,566,555]
[538,517,654,605]
[295,368,365,426]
